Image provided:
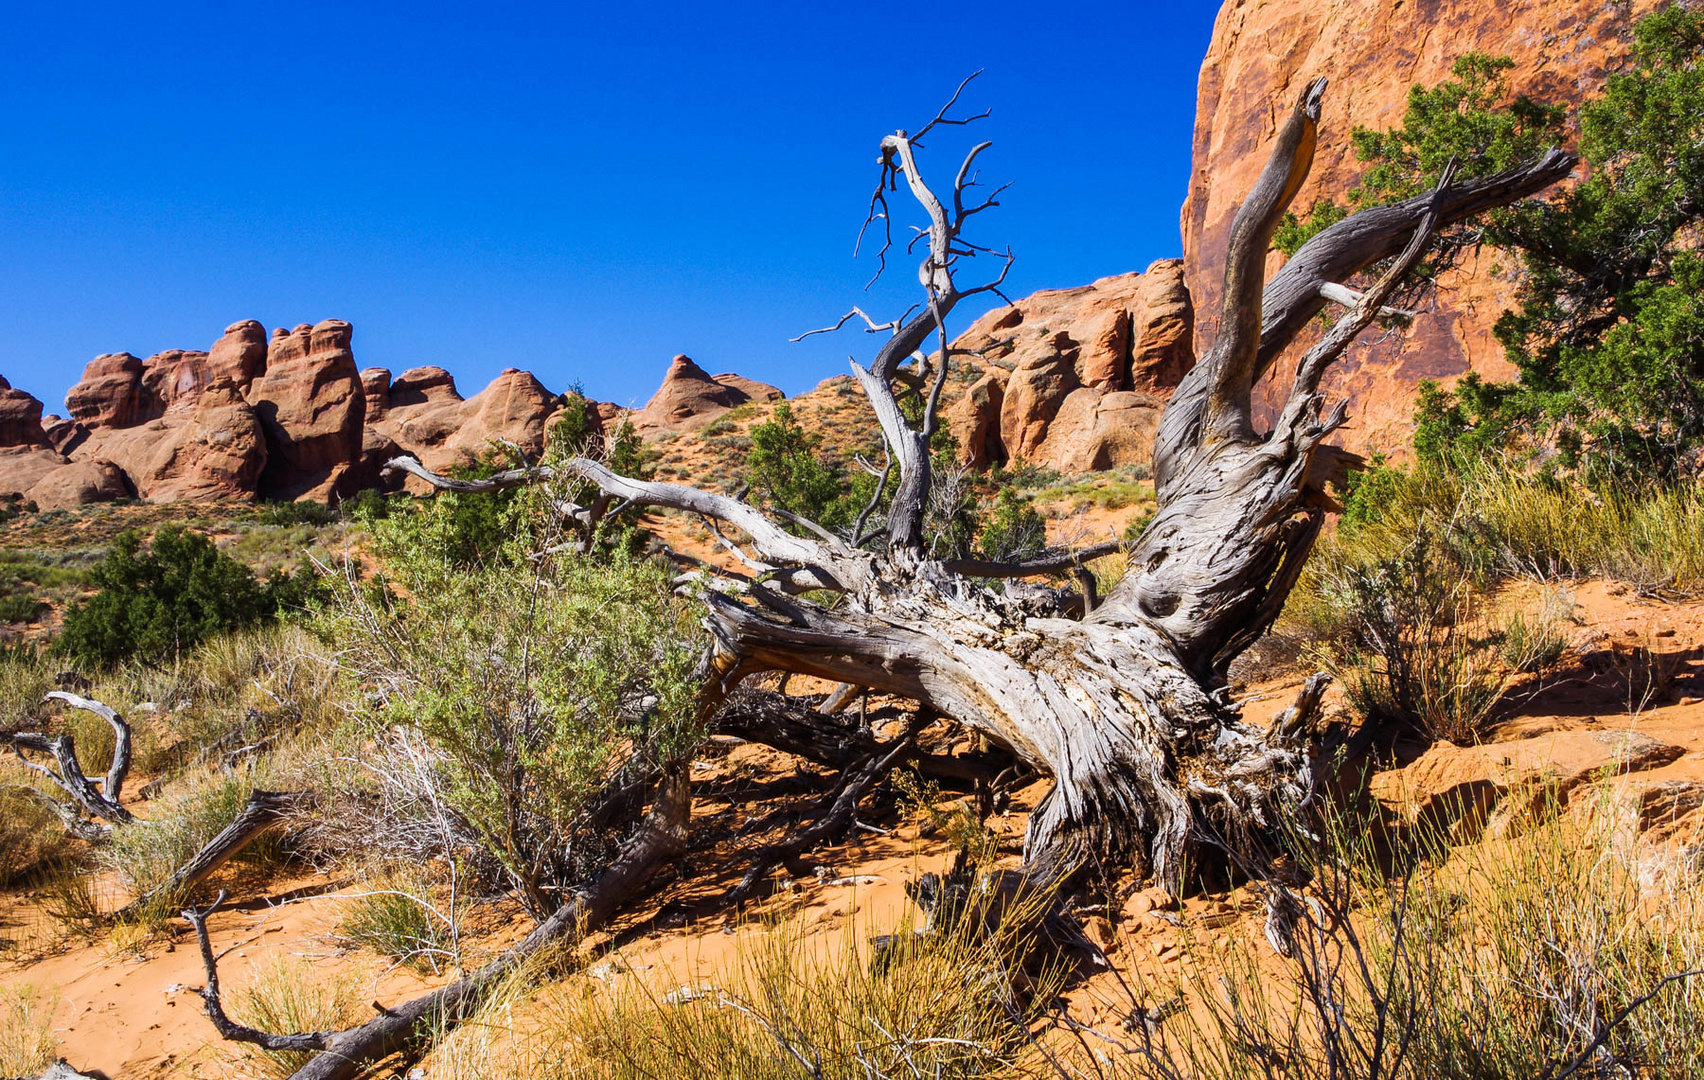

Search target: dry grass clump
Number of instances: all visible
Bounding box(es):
[1100,795,1704,1079]
[1304,465,1704,601]
[230,956,363,1079]
[0,788,61,885]
[425,921,1053,1080]
[1300,535,1577,744]
[339,865,463,974]
[0,982,59,1076]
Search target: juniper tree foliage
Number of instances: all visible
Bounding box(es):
[57,527,316,668]
[1285,6,1704,481]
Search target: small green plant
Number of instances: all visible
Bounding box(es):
[1495,589,1573,674]
[328,478,706,918]
[1321,535,1513,744]
[233,956,363,1078]
[255,499,340,527]
[743,401,859,534]
[975,487,1047,563]
[341,868,460,973]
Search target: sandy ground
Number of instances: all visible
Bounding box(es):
[4,578,1703,1076]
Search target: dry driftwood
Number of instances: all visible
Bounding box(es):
[5,692,137,839]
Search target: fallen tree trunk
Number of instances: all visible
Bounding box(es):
[387,80,1571,893]
[116,790,307,923]
[180,770,691,1080]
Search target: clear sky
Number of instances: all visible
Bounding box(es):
[0,1,1223,415]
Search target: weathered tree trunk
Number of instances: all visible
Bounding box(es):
[389,80,1573,894]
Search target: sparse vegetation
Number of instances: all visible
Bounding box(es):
[0,982,59,1077]
[340,867,461,973]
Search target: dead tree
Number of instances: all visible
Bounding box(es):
[393,77,1571,889]
[219,77,1570,1080]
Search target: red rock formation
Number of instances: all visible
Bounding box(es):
[0,378,49,449]
[141,350,212,412]
[946,263,1193,470]
[25,458,133,510]
[208,320,268,388]
[145,379,269,501]
[247,320,366,500]
[360,368,392,422]
[65,353,157,428]
[945,373,1006,470]
[635,355,782,435]
[1183,0,1659,456]
[40,416,86,456]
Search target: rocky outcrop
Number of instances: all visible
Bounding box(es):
[25,458,133,511]
[635,355,782,435]
[945,374,1006,470]
[360,367,392,422]
[370,367,568,474]
[248,321,366,500]
[65,353,156,429]
[945,263,1194,470]
[208,320,268,388]
[1183,0,1660,457]
[145,380,269,501]
[0,378,49,450]
[1370,728,1686,842]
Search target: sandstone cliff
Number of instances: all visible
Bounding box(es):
[1183,0,1660,457]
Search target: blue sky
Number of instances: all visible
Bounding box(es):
[0,1,1223,415]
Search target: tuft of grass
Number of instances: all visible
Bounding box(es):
[1109,791,1704,1079]
[0,788,62,885]
[232,956,363,1079]
[340,867,461,974]
[0,983,59,1077]
[37,856,106,940]
[425,917,1052,1079]
[102,767,290,929]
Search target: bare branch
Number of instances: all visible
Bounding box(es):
[45,691,131,802]
[1269,158,1460,452]
[942,541,1124,580]
[122,791,308,923]
[1201,77,1328,445]
[383,455,866,592]
[909,69,990,144]
[5,698,135,828]
[185,890,336,1053]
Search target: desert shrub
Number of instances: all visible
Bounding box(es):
[233,956,363,1079]
[323,472,706,918]
[1292,10,1704,482]
[1308,534,1571,744]
[340,866,461,973]
[55,527,321,669]
[744,400,861,535]
[255,499,341,527]
[975,487,1048,563]
[0,592,41,622]
[1112,796,1704,1079]
[0,983,58,1077]
[1322,536,1510,743]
